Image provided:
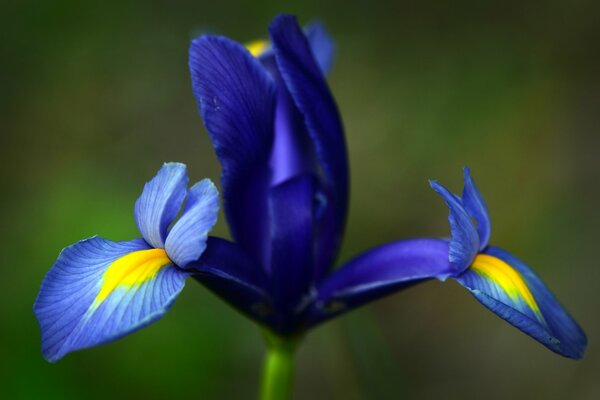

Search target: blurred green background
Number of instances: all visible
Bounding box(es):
[2,0,598,399]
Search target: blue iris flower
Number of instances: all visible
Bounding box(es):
[35,14,585,363]
[34,163,220,362]
[310,166,586,359]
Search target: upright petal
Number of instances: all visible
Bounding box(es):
[34,237,188,362]
[430,180,479,271]
[189,237,272,325]
[248,20,334,75]
[454,247,587,359]
[269,14,349,248]
[165,179,219,268]
[189,35,276,267]
[308,239,453,327]
[268,175,316,332]
[304,21,335,75]
[462,167,491,250]
[269,73,319,186]
[134,163,188,248]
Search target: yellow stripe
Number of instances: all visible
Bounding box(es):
[93,248,171,307]
[246,39,269,57]
[471,254,544,322]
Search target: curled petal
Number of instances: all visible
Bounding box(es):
[455,246,586,359]
[165,179,219,268]
[308,239,453,327]
[430,180,479,272]
[134,163,188,248]
[34,237,187,362]
[462,167,491,250]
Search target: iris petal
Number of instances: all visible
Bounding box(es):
[189,237,272,325]
[308,239,453,327]
[269,14,349,245]
[268,175,316,332]
[189,34,276,268]
[430,180,479,271]
[304,21,335,75]
[455,246,587,359]
[462,167,491,250]
[249,20,334,76]
[165,179,219,268]
[269,70,319,186]
[134,163,188,248]
[34,237,187,362]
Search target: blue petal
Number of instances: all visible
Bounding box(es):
[313,186,339,281]
[189,237,272,325]
[454,246,587,359]
[189,35,276,268]
[308,239,454,327]
[134,163,188,248]
[462,167,491,250]
[253,21,334,76]
[165,179,219,268]
[269,70,319,186]
[34,237,187,362]
[304,20,335,75]
[269,14,349,246]
[268,175,316,331]
[430,180,479,272]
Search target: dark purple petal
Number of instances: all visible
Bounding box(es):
[189,35,276,268]
[307,239,453,327]
[312,186,339,281]
[430,180,479,271]
[256,20,335,76]
[189,237,273,325]
[454,246,587,359]
[268,175,316,332]
[461,167,491,250]
[269,15,349,263]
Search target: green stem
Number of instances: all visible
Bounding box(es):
[259,331,297,400]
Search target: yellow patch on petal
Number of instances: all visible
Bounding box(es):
[246,39,269,58]
[93,249,171,307]
[471,254,544,322]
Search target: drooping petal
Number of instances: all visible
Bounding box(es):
[268,175,316,332]
[134,163,188,248]
[34,237,187,362]
[189,237,272,325]
[461,167,491,250]
[165,179,219,268]
[304,21,335,75]
[189,35,276,268]
[430,180,479,271]
[269,14,349,243]
[307,239,454,327]
[454,246,587,359]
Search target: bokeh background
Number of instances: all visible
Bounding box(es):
[2,0,598,399]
